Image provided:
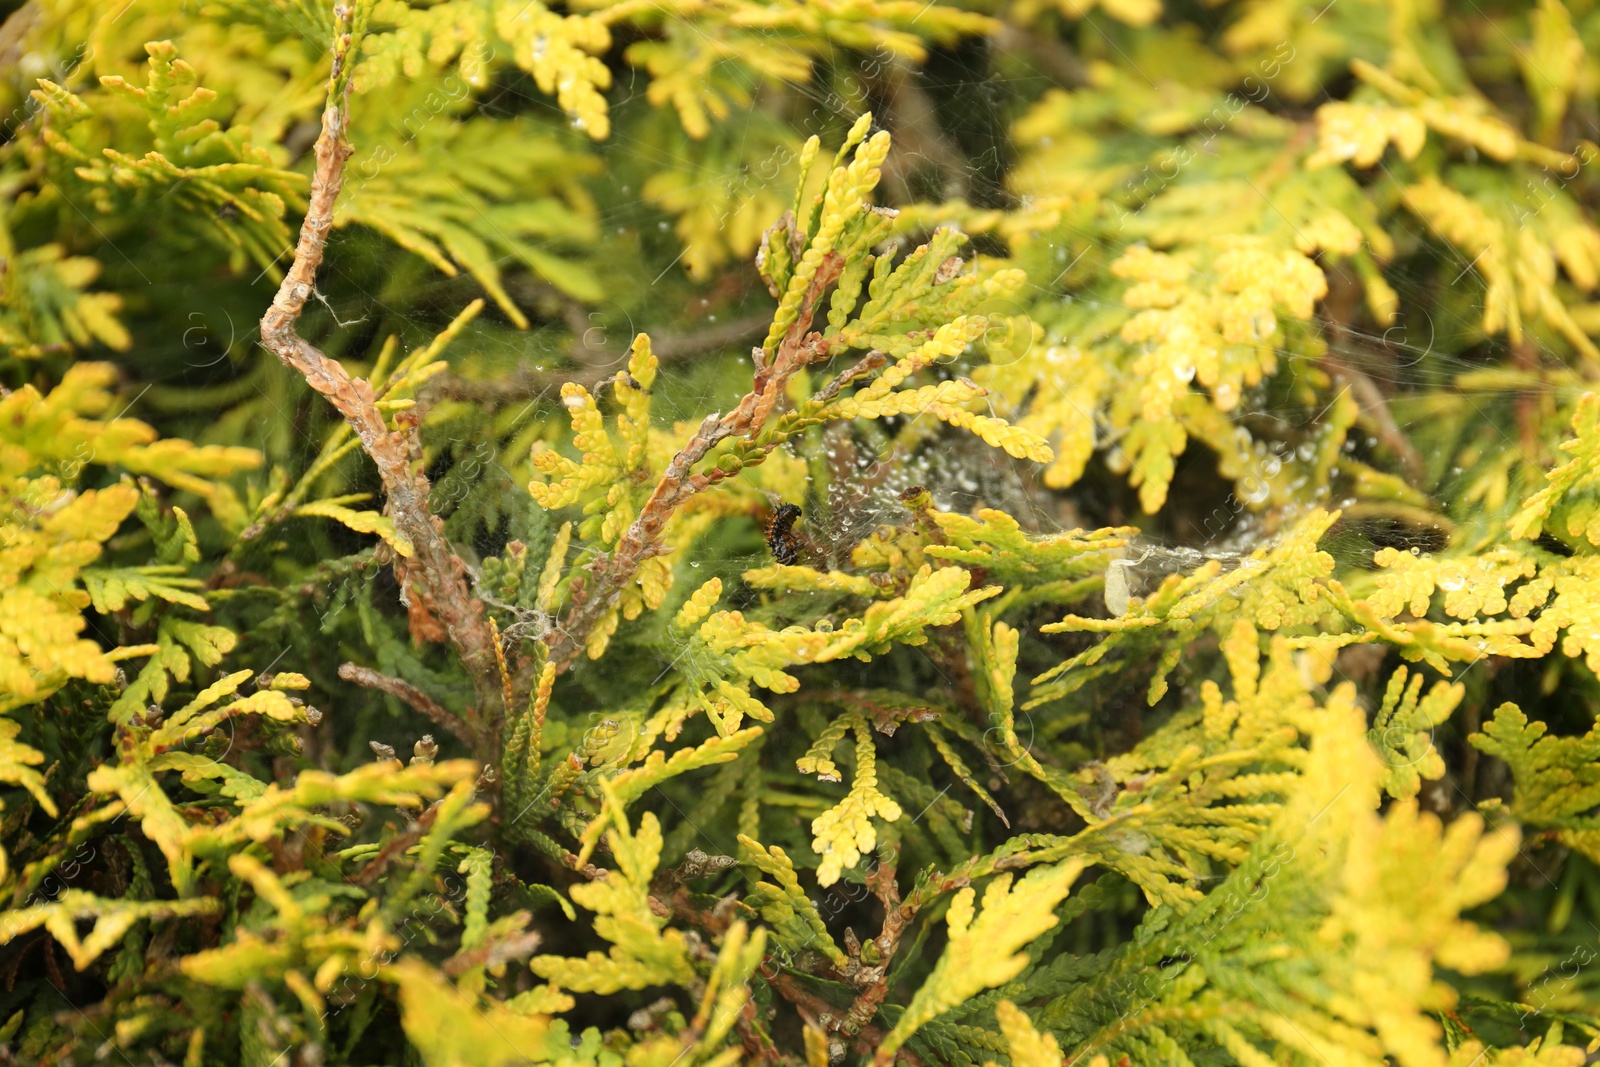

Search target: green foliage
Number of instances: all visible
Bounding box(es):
[1472,702,1600,866]
[5,0,1600,1064]
[1511,392,1600,549]
[878,858,1086,1063]
[28,40,304,274]
[531,802,697,993]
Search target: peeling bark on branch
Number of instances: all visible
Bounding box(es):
[257,44,500,755]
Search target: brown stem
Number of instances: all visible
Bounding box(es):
[440,924,541,977]
[544,252,846,671]
[351,797,442,888]
[257,31,502,753]
[767,973,924,1066]
[337,663,475,747]
[839,852,905,1038]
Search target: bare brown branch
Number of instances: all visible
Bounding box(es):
[257,28,502,752]
[351,797,442,888]
[767,972,924,1066]
[337,663,475,747]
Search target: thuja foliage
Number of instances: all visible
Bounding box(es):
[7,0,1600,1064]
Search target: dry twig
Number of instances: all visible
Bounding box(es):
[257,14,501,753]
[351,797,442,888]
[338,663,475,747]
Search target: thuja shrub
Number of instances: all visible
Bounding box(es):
[3,0,1600,1063]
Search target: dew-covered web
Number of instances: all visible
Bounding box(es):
[159,2,1564,619]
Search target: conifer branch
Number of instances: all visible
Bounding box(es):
[839,854,903,1038]
[351,795,444,888]
[337,663,475,747]
[257,11,501,751]
[19,1,1600,1063]
[545,252,847,671]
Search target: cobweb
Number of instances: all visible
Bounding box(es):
[153,5,1557,619]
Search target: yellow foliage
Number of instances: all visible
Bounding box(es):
[0,365,258,711]
[1511,392,1600,547]
[1402,177,1600,364]
[1318,802,1519,1067]
[877,858,1086,1062]
[984,1000,1066,1067]
[387,958,560,1067]
[800,710,903,887]
[361,1,613,138]
[0,892,218,971]
[1306,101,1428,169]
[532,808,697,993]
